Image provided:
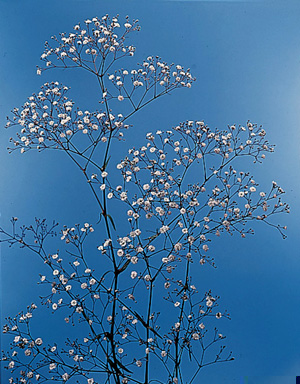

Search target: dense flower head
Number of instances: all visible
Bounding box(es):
[6,82,129,154]
[110,121,289,265]
[106,56,195,103]
[38,16,140,75]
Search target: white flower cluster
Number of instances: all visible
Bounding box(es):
[7,82,129,154]
[38,16,140,75]
[107,57,195,103]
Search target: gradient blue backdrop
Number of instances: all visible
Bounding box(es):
[1,1,300,383]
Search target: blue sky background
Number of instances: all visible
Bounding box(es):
[0,1,300,383]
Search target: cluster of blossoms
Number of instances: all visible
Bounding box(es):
[37,16,140,75]
[1,14,289,384]
[106,57,194,104]
[108,122,288,265]
[6,82,129,155]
